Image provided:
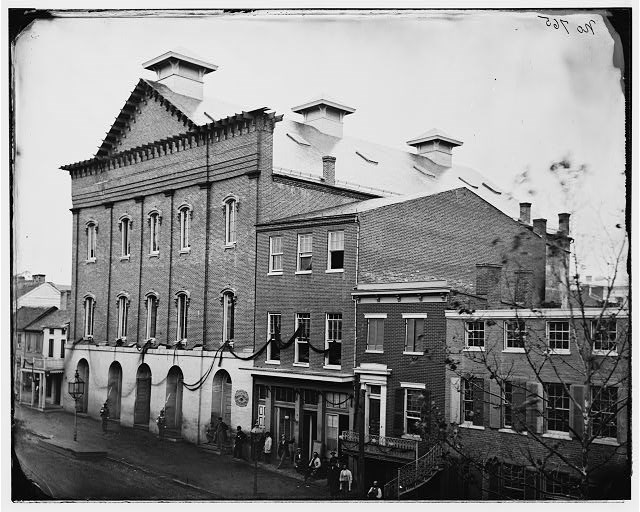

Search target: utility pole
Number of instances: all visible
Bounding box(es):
[358,385,366,496]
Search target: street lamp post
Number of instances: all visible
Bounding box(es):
[68,370,85,442]
[251,431,258,496]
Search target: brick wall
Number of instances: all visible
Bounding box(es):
[358,188,547,307]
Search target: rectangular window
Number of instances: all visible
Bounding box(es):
[405,389,423,436]
[465,321,485,349]
[546,383,570,433]
[544,471,580,499]
[297,234,312,272]
[366,318,384,352]
[35,336,43,353]
[269,236,283,274]
[48,339,54,358]
[592,319,617,353]
[117,296,129,339]
[325,392,349,409]
[547,321,570,352]
[60,341,65,359]
[49,328,54,335]
[179,208,190,251]
[225,200,237,245]
[302,389,318,405]
[146,296,158,340]
[504,320,526,350]
[84,297,95,338]
[223,293,235,343]
[405,317,425,353]
[325,313,342,367]
[327,230,344,271]
[149,213,160,254]
[121,218,131,258]
[326,413,339,453]
[87,223,97,261]
[274,386,294,403]
[592,386,618,439]
[295,313,310,365]
[176,293,188,341]
[503,382,513,429]
[501,464,526,499]
[267,313,282,362]
[257,385,268,400]
[460,377,484,427]
[462,379,475,424]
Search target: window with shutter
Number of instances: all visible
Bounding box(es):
[511,381,527,432]
[393,387,405,436]
[525,382,543,433]
[472,378,485,426]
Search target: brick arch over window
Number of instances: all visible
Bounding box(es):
[115,292,131,341]
[82,293,96,339]
[219,289,236,344]
[147,209,162,254]
[175,290,190,342]
[177,203,193,251]
[118,214,133,258]
[144,291,160,341]
[85,220,98,261]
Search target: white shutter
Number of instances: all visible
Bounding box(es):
[450,376,461,424]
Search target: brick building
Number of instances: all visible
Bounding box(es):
[444,306,629,499]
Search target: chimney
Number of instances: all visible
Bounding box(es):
[291,98,355,138]
[558,213,570,236]
[519,202,532,225]
[32,274,46,284]
[322,156,336,186]
[407,129,463,168]
[142,50,218,101]
[532,218,547,238]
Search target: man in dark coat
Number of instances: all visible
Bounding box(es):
[233,426,247,459]
[327,460,341,498]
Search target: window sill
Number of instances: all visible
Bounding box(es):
[120,255,130,262]
[592,350,618,357]
[179,248,191,255]
[264,360,281,365]
[593,437,620,446]
[548,349,570,355]
[463,346,485,352]
[323,365,342,370]
[325,269,344,274]
[295,270,312,275]
[503,348,526,353]
[267,271,283,276]
[293,362,309,368]
[224,243,236,250]
[498,428,527,435]
[543,432,571,441]
[403,351,423,356]
[86,259,96,264]
[460,423,485,430]
[365,350,384,354]
[149,252,159,258]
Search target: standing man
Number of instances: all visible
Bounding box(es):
[250,420,265,460]
[234,425,247,459]
[339,464,353,497]
[276,434,292,469]
[215,416,228,454]
[367,481,383,499]
[156,409,166,440]
[263,432,273,464]
[100,401,110,433]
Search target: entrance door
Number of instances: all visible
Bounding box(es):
[276,407,295,441]
[211,370,232,426]
[165,366,183,432]
[302,411,317,459]
[77,359,89,413]
[134,364,152,426]
[107,362,123,420]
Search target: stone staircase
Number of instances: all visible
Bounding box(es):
[383,442,444,499]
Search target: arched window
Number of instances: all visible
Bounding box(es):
[83,295,95,339]
[224,197,237,246]
[118,215,132,258]
[148,211,161,255]
[175,291,190,342]
[221,290,235,343]
[116,293,130,340]
[145,292,159,340]
[86,221,97,261]
[177,204,192,252]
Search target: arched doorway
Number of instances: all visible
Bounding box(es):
[107,361,123,420]
[165,366,183,434]
[211,370,232,426]
[134,364,152,428]
[76,359,89,413]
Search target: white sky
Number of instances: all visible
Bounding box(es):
[12,9,628,284]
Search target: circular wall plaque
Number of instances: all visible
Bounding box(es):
[235,389,249,407]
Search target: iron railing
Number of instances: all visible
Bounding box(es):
[384,443,444,499]
[341,430,421,452]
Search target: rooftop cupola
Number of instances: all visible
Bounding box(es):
[407,128,463,168]
[291,98,356,138]
[142,50,218,100]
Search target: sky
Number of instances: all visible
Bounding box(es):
[12,9,628,285]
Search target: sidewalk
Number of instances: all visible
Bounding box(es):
[13,404,332,500]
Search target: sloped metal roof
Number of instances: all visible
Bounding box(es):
[31,308,71,330]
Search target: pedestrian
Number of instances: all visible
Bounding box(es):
[328,450,338,467]
[367,480,383,499]
[233,425,247,459]
[327,460,340,498]
[294,447,305,474]
[206,421,216,444]
[250,420,265,460]
[263,432,273,464]
[276,434,292,469]
[304,451,321,485]
[339,464,353,495]
[215,416,228,454]
[156,409,166,440]
[100,401,110,433]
